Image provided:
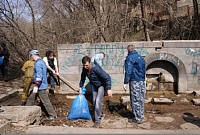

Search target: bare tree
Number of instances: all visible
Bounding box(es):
[140,0,150,41]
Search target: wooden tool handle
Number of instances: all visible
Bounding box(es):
[58,75,80,90]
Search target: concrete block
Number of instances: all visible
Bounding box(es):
[146,83,159,91]
[0,121,11,134]
[159,83,174,91]
[7,90,19,98]
[155,117,174,122]
[0,114,18,122]
[180,123,200,129]
[0,94,8,102]
[152,98,174,104]
[16,89,23,94]
[190,91,200,96]
[145,98,152,103]
[192,99,200,105]
[0,106,41,126]
[180,98,189,103]
[6,88,12,92]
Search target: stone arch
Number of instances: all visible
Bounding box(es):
[145,52,187,93]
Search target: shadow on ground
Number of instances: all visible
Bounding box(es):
[182,112,200,127]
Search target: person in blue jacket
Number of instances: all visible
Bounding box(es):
[0,43,10,82]
[26,50,57,120]
[79,56,112,128]
[123,45,146,124]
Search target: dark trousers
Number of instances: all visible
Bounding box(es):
[0,65,8,80]
[49,71,55,90]
[26,90,57,118]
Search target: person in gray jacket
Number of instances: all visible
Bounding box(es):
[91,52,105,66]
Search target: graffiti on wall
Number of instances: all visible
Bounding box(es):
[85,77,119,87]
[60,44,149,74]
[145,53,180,67]
[60,45,86,72]
[185,48,200,88]
[185,48,200,57]
[59,44,150,87]
[189,61,200,88]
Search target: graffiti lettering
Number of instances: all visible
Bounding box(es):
[60,44,149,74]
[111,79,119,87]
[136,48,149,56]
[190,61,199,74]
[185,48,200,57]
[146,53,180,67]
[60,45,86,72]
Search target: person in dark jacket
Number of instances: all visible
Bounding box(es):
[124,45,146,124]
[0,43,10,82]
[79,56,112,128]
[43,51,59,94]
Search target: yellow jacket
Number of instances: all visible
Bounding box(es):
[22,59,34,77]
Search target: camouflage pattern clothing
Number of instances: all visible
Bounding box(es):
[129,81,146,123]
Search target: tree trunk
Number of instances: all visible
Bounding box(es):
[25,0,36,42]
[193,0,200,26]
[140,0,150,41]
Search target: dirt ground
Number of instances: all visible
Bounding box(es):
[2,78,200,133]
[44,92,200,130]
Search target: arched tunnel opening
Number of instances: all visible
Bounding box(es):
[146,60,179,95]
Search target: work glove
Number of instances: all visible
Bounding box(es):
[123,84,128,91]
[33,86,38,93]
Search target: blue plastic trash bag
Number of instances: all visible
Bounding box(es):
[68,88,91,120]
[0,57,3,66]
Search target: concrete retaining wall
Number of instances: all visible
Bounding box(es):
[57,40,200,94]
